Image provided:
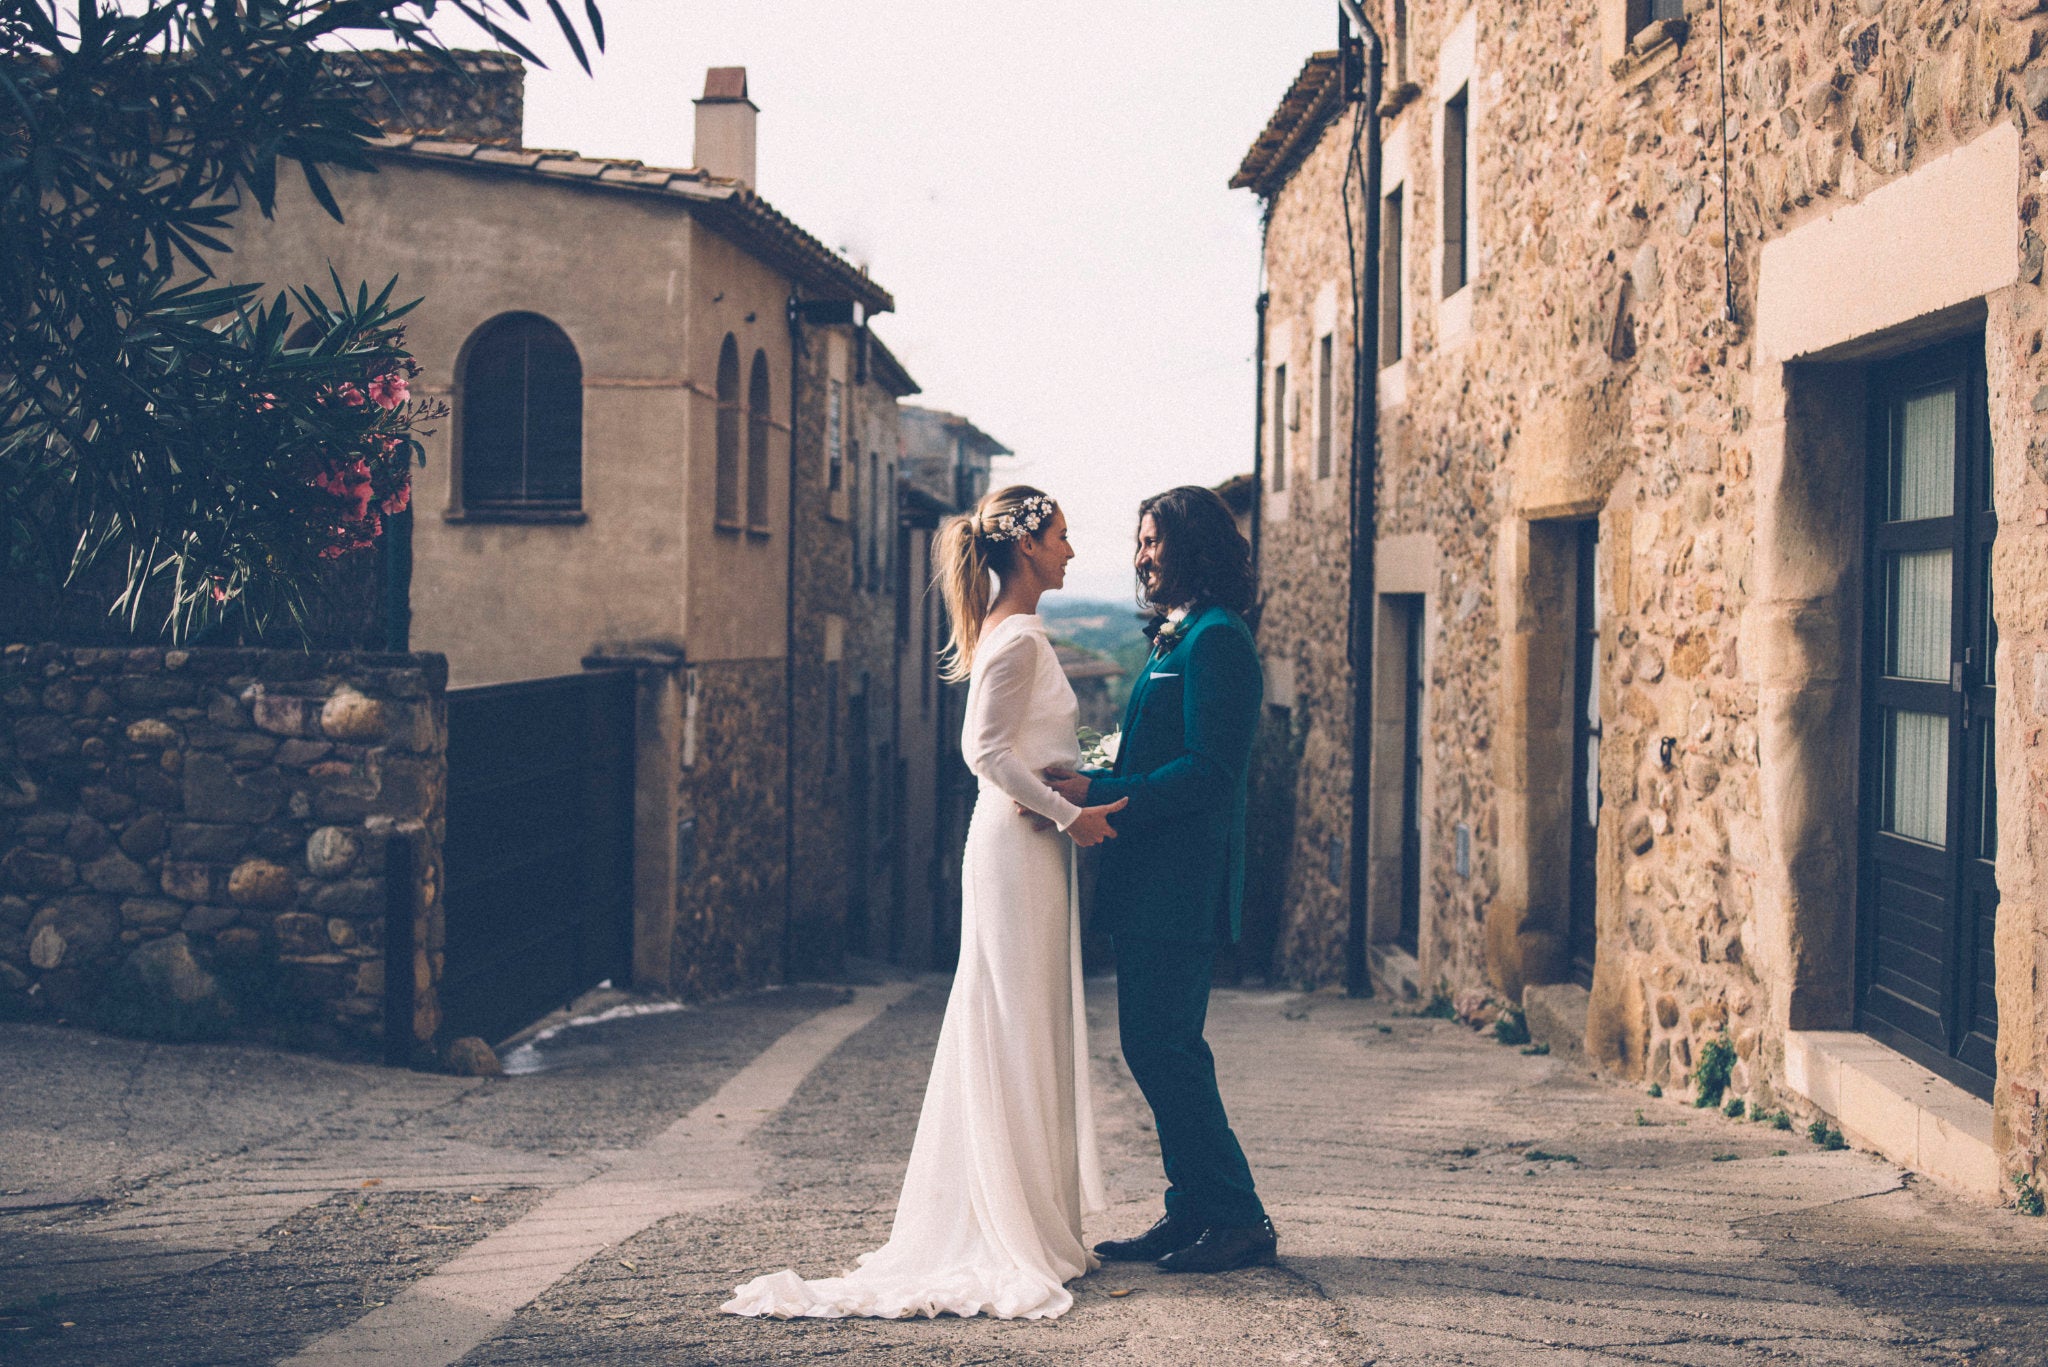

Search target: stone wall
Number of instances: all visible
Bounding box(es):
[786,326,853,980]
[327,50,525,146]
[670,657,787,998]
[0,645,446,1057]
[1250,0,2048,1196]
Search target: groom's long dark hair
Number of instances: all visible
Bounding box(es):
[1136,485,1256,620]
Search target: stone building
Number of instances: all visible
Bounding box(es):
[1238,0,2048,1203]
[899,406,1006,508]
[786,327,977,976]
[208,57,957,1004]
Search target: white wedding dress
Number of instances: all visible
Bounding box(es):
[723,613,1106,1321]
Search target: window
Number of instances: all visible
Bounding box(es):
[1315,334,1335,480]
[714,335,741,530]
[1442,85,1469,297]
[827,379,845,492]
[867,450,882,588]
[1381,186,1405,367]
[1390,0,1409,86]
[460,313,583,510]
[1270,363,1289,493]
[895,524,911,641]
[825,661,840,775]
[885,461,898,584]
[1627,0,1686,38]
[920,553,934,714]
[746,350,772,534]
[850,437,863,588]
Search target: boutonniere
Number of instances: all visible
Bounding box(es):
[1151,611,1190,657]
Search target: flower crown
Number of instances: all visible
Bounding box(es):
[978,494,1056,544]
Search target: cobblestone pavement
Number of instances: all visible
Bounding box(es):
[4,978,2047,1365]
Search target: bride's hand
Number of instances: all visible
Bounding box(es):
[1012,801,1056,832]
[1065,798,1128,848]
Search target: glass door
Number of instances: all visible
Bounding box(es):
[1859,337,1998,1099]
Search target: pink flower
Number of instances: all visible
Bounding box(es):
[209,581,229,604]
[380,483,412,516]
[367,372,410,409]
[336,383,366,408]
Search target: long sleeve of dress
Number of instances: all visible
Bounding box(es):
[968,632,1085,831]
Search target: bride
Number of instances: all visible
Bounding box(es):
[723,485,1126,1321]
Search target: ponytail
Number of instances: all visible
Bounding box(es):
[932,483,1056,683]
[934,514,992,683]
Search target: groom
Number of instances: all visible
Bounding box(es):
[1044,484,1275,1273]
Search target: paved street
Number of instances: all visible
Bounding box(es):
[4,976,2047,1366]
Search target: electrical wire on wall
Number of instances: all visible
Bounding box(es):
[1717,0,1736,324]
[1336,0,1383,998]
[1340,74,1371,667]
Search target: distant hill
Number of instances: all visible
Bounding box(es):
[1041,597,1152,706]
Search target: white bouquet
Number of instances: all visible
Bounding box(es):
[1077,727,1121,771]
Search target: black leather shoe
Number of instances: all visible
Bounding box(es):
[1093,1212,1204,1262]
[1155,1217,1279,1273]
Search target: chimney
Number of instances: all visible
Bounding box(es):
[694,66,757,188]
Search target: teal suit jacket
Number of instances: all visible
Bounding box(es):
[1085,605,1262,945]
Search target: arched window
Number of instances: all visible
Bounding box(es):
[746,350,772,533]
[460,313,583,510]
[714,335,742,530]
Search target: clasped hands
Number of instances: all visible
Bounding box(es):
[1016,767,1123,846]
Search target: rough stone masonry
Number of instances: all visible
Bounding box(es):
[0,644,446,1055]
[1241,0,2048,1203]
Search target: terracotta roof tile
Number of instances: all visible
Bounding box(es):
[533,156,606,178]
[1232,51,1345,198]
[373,142,892,313]
[471,148,544,168]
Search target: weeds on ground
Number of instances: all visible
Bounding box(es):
[2012,1172,2045,1217]
[1692,1035,1738,1108]
[1521,1042,1550,1056]
[1647,1082,1663,1098]
[1712,1153,1739,1162]
[1493,1008,1530,1046]
[1722,1097,1746,1120]
[1417,984,1458,1020]
[1808,1118,1847,1150]
[1524,1148,1578,1164]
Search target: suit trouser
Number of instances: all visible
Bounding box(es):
[1113,936,1266,1229]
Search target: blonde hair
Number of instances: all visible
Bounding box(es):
[934,484,1057,683]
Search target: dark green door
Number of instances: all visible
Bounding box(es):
[1568,519,1602,989]
[1397,596,1425,956]
[1859,337,1998,1099]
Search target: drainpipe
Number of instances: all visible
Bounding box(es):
[782,297,804,983]
[1337,0,1384,998]
[1250,281,1269,589]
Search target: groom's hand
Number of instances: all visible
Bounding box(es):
[1041,766,1091,806]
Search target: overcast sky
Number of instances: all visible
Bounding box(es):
[438,0,1336,600]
